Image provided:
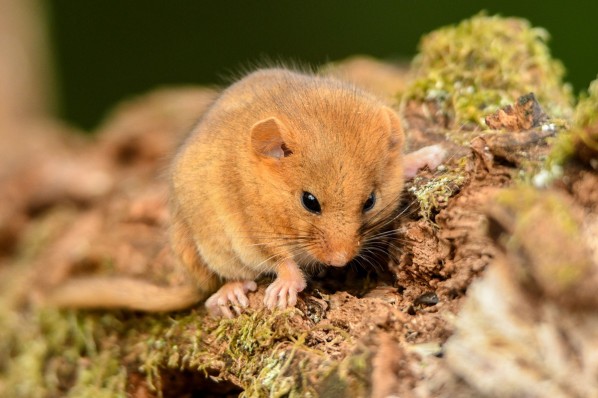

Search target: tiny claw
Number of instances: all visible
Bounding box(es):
[277,287,288,309]
[234,287,249,307]
[264,284,277,310]
[226,290,241,307]
[288,288,298,307]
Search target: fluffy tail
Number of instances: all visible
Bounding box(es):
[44,277,208,312]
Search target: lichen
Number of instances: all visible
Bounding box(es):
[408,159,469,221]
[402,12,573,131]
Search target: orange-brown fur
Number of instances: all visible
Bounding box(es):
[46,68,409,316]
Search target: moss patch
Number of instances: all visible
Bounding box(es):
[407,159,469,221]
[402,12,573,130]
[0,308,127,398]
[544,75,598,176]
[0,300,373,398]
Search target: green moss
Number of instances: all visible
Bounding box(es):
[574,76,598,129]
[0,308,127,398]
[543,75,598,176]
[408,159,468,220]
[570,76,598,158]
[402,12,573,130]
[214,309,309,397]
[242,351,297,398]
[127,307,319,397]
[556,77,598,158]
[546,131,576,169]
[2,290,344,398]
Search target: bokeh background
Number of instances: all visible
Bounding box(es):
[46,1,598,130]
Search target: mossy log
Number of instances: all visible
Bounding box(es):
[1,14,597,397]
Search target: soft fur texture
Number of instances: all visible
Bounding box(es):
[47,68,430,317]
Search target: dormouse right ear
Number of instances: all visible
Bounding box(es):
[250,117,293,159]
[382,106,404,153]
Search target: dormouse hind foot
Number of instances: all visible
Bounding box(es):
[403,144,447,179]
[205,280,257,318]
[264,260,307,310]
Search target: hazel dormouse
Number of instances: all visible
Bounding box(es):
[47,68,445,318]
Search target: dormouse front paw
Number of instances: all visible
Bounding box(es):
[205,280,257,318]
[264,260,307,309]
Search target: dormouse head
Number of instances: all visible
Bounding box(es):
[249,98,405,269]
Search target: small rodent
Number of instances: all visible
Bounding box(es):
[47,68,445,317]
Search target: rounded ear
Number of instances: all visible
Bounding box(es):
[382,106,404,153]
[250,117,293,159]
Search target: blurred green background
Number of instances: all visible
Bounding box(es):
[47,1,598,130]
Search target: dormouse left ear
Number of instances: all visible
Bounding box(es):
[382,106,404,153]
[250,117,293,159]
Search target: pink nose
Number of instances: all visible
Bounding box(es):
[326,250,351,267]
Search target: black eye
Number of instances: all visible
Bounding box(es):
[363,192,376,212]
[301,191,321,214]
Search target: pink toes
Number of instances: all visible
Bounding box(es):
[403,144,447,179]
[204,269,307,317]
[205,280,257,318]
[263,277,306,310]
